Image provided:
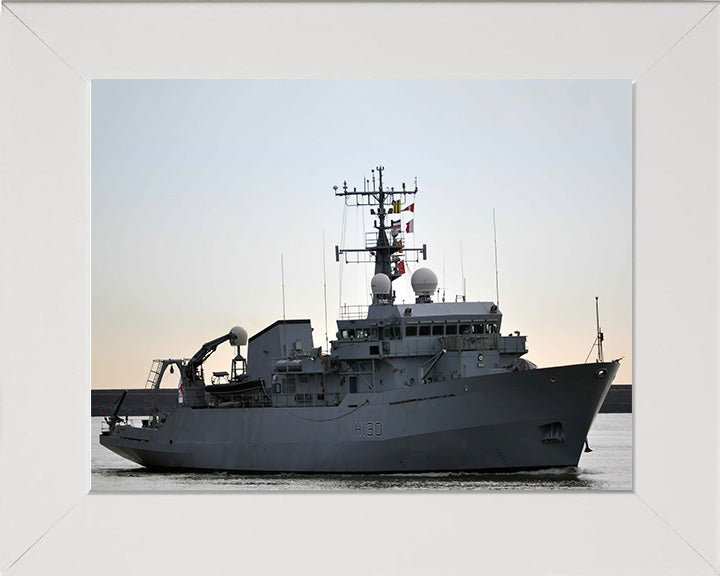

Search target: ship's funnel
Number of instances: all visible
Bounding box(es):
[230,326,248,346]
[411,268,438,303]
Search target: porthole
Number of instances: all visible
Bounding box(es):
[597,369,607,379]
[550,377,557,383]
[477,353,484,361]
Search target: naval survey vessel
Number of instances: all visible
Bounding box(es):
[100,166,619,473]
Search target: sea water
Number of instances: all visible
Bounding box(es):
[91,413,632,491]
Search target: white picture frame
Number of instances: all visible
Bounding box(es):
[1,3,717,574]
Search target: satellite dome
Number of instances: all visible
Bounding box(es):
[411,268,438,297]
[229,325,248,346]
[371,273,392,295]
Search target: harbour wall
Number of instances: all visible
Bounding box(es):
[92,385,632,416]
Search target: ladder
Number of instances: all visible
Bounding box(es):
[145,359,164,390]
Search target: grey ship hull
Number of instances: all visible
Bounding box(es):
[100,361,618,473]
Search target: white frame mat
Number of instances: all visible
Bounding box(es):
[1,3,718,575]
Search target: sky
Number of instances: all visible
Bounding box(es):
[92,80,632,390]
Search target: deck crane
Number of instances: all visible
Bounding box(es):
[144,326,248,410]
[179,326,248,407]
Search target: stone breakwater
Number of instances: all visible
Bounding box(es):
[92,385,632,416]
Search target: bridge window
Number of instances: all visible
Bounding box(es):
[419,325,431,336]
[460,324,472,334]
[432,325,444,335]
[446,325,457,335]
[406,326,417,337]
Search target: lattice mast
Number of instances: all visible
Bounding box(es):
[334,166,427,289]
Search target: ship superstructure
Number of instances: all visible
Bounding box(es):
[100,167,619,473]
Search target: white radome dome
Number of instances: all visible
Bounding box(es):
[411,267,438,296]
[371,273,392,295]
[230,325,248,346]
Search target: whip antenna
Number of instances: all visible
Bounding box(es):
[460,242,466,302]
[281,253,286,321]
[323,231,329,353]
[493,208,500,308]
[281,253,287,356]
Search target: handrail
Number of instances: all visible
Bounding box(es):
[339,304,368,320]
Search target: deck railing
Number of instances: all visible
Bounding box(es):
[339,304,368,320]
